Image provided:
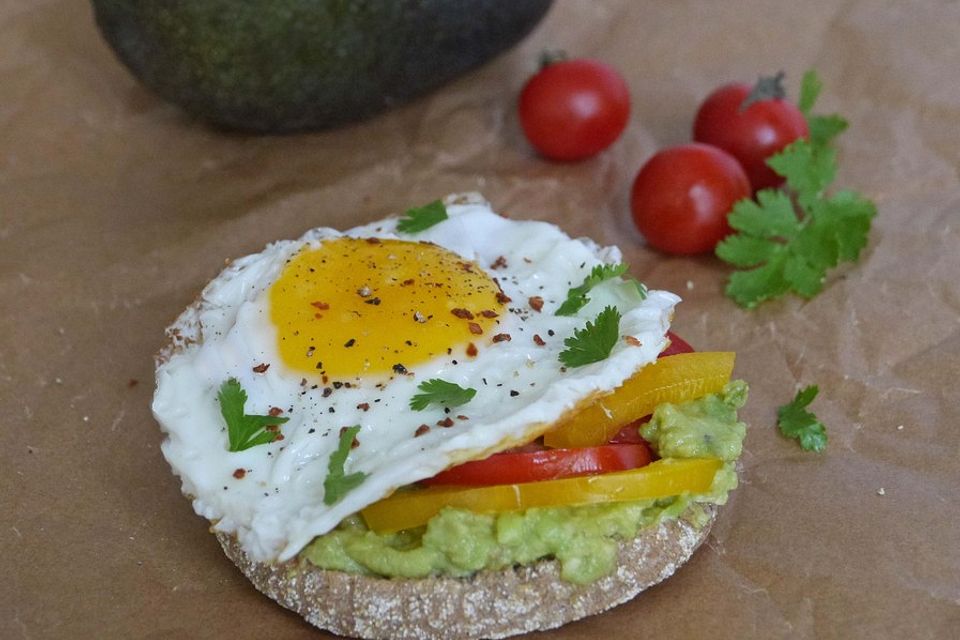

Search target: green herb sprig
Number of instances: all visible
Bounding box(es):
[323,426,368,505]
[396,200,448,233]
[558,305,621,368]
[555,263,647,316]
[776,385,828,452]
[218,378,289,452]
[409,379,477,411]
[716,70,875,308]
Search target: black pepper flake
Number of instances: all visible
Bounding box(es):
[344,338,356,348]
[328,407,335,413]
[414,424,430,437]
[308,428,316,434]
[392,363,408,375]
[437,417,455,428]
[364,297,382,306]
[333,381,344,389]
[547,329,555,337]
[510,390,520,397]
[322,387,333,397]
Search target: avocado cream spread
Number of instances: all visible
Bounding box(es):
[302,380,748,584]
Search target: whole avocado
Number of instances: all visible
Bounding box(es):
[92,0,553,133]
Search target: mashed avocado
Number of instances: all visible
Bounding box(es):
[302,380,748,584]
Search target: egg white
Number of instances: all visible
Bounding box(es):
[153,193,679,561]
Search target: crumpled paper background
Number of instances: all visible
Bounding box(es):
[2,1,958,638]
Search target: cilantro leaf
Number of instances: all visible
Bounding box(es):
[396,200,448,233]
[323,425,367,505]
[776,385,827,452]
[717,140,876,308]
[558,306,621,368]
[218,378,289,452]
[555,263,646,316]
[798,69,848,148]
[409,379,477,411]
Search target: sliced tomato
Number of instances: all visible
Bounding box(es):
[660,330,695,357]
[420,442,652,487]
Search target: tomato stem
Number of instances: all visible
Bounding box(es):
[741,71,787,110]
[538,49,568,70]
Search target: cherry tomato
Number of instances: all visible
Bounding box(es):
[420,442,652,487]
[518,59,630,161]
[630,143,751,255]
[693,80,809,191]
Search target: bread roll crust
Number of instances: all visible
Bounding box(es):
[216,504,715,640]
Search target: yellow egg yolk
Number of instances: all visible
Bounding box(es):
[269,238,506,378]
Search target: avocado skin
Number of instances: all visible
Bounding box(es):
[92,0,553,133]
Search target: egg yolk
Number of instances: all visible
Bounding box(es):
[269,238,506,378]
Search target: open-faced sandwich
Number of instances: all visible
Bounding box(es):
[153,193,748,639]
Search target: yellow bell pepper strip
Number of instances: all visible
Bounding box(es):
[544,352,735,448]
[361,457,722,534]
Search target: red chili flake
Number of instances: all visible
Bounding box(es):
[268,407,283,417]
[496,292,512,304]
[402,278,415,286]
[357,402,370,412]
[456,415,469,421]
[466,342,478,357]
[490,255,508,270]
[451,308,474,320]
[265,424,280,433]
[275,434,285,441]
[437,417,455,428]
[311,301,330,310]
[528,296,544,312]
[624,336,643,347]
[252,363,270,373]
[322,387,333,397]
[533,334,546,346]
[414,424,430,437]
[459,261,475,273]
[365,237,382,244]
[468,322,483,335]
[233,469,246,479]
[479,309,498,318]
[492,333,512,343]
[314,313,324,319]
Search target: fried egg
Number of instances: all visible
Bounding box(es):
[153,193,679,562]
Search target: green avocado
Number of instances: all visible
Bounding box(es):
[301,381,748,584]
[91,0,553,133]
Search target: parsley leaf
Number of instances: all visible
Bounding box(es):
[558,306,621,368]
[323,425,367,505]
[218,378,289,452]
[776,385,828,452]
[396,200,448,233]
[409,379,477,411]
[798,70,849,149]
[555,263,646,316]
[716,70,875,309]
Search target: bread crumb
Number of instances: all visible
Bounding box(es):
[876,487,886,496]
[686,280,694,290]
[896,424,904,431]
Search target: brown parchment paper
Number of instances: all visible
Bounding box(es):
[3,1,959,638]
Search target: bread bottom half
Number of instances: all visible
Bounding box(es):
[217,504,715,640]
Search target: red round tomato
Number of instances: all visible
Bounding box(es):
[630,143,751,255]
[420,443,652,487]
[518,59,630,161]
[693,79,809,191]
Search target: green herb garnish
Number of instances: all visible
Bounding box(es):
[555,263,647,316]
[716,71,875,309]
[409,379,477,411]
[396,200,448,233]
[218,378,289,452]
[798,70,849,149]
[776,385,827,452]
[323,425,367,505]
[558,305,621,368]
